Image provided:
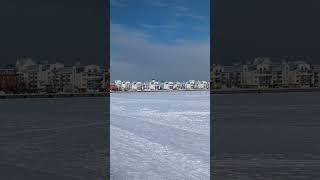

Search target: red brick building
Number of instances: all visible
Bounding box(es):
[0,69,17,93]
[110,84,118,91]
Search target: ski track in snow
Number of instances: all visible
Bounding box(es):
[111,91,210,180]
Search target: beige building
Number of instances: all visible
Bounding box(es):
[212,58,317,89]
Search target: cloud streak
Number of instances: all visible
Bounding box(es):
[141,24,178,30]
[145,0,208,23]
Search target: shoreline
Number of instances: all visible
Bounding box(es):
[3,88,319,98]
[110,89,209,93]
[0,90,209,99]
[211,88,320,94]
[0,93,108,99]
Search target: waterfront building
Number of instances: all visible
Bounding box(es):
[211,64,224,89]
[288,61,312,88]
[7,58,210,93]
[119,81,131,91]
[110,79,209,92]
[0,68,17,93]
[196,81,209,89]
[185,80,195,89]
[212,58,319,89]
[110,83,118,91]
[142,82,149,91]
[311,64,320,87]
[114,80,122,90]
[131,82,142,91]
[38,62,64,93]
[59,66,76,93]
[173,81,182,90]
[25,65,40,92]
[14,59,105,93]
[162,81,174,90]
[102,67,109,91]
[149,79,160,91]
[75,64,103,93]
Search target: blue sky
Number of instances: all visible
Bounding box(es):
[110,0,210,81]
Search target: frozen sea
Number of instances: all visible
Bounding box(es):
[213,92,320,179]
[110,91,210,180]
[0,97,107,180]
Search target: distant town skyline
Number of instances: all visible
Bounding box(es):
[110,0,210,81]
[0,58,108,94]
[211,57,320,89]
[111,79,209,92]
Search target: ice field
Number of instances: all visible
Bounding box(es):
[111,91,210,180]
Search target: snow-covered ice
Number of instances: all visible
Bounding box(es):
[111,91,210,180]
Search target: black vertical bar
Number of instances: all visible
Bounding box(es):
[106,0,110,179]
[210,0,214,179]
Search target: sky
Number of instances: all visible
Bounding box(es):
[0,0,107,66]
[110,0,210,81]
[213,0,320,65]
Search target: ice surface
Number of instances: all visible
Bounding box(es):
[111,91,209,180]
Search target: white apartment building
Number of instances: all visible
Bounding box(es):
[185,80,195,89]
[131,82,142,91]
[142,82,149,91]
[288,62,312,88]
[114,80,122,90]
[15,58,105,93]
[119,81,131,91]
[173,81,182,90]
[75,64,103,93]
[196,81,209,89]
[25,65,40,92]
[149,79,160,91]
[212,58,316,89]
[111,79,209,91]
[161,82,174,90]
[312,64,320,87]
[59,66,76,93]
[38,63,64,92]
[101,67,109,90]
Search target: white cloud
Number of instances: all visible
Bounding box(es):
[145,0,208,23]
[141,23,178,30]
[111,24,209,81]
[175,5,190,12]
[175,12,208,23]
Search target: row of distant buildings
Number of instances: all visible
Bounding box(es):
[111,79,209,91]
[6,56,316,93]
[211,57,320,89]
[0,57,108,93]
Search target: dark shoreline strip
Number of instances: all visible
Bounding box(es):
[0,90,210,99]
[110,89,209,94]
[211,88,320,94]
[0,93,108,99]
[1,89,319,98]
